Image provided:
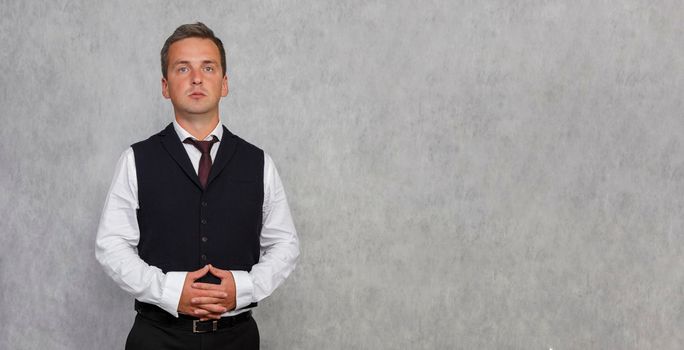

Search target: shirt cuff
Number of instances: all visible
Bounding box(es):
[231,270,253,310]
[158,271,187,317]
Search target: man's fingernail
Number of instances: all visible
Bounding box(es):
[191,298,196,303]
[222,293,227,297]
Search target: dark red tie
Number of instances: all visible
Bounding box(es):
[183,136,219,189]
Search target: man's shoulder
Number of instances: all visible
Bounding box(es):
[130,134,160,150]
[130,123,174,151]
[223,127,264,155]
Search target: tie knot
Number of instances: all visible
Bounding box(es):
[184,136,218,154]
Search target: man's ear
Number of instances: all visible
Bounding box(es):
[161,77,170,99]
[221,74,229,97]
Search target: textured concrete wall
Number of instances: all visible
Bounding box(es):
[1,1,683,349]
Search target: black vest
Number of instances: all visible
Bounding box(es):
[132,123,264,285]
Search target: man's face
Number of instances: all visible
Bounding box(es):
[162,37,228,119]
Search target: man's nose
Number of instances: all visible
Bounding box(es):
[191,70,202,85]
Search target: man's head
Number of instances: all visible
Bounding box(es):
[161,22,226,79]
[160,23,229,121]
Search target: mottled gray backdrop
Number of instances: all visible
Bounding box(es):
[1,1,683,349]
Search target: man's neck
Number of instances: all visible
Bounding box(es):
[175,115,220,140]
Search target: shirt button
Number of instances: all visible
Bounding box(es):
[201,254,207,261]
[201,219,207,224]
[201,236,208,242]
[201,201,208,207]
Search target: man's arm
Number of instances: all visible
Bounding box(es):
[95,148,228,318]
[192,153,300,312]
[231,153,300,309]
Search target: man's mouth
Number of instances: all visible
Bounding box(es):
[188,91,207,99]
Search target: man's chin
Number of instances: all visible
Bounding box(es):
[178,106,217,117]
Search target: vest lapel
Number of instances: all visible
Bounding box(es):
[207,125,238,187]
[158,123,203,189]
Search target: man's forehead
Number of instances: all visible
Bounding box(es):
[168,38,221,61]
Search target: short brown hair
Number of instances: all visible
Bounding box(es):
[160,22,226,79]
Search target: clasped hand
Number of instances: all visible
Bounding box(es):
[178,264,236,320]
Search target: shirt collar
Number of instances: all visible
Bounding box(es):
[172,119,223,142]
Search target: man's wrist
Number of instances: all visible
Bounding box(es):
[230,270,253,310]
[160,271,187,317]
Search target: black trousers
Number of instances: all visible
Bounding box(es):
[125,312,259,350]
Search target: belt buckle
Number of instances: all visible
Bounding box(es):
[193,319,218,333]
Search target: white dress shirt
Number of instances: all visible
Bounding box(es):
[95,120,299,317]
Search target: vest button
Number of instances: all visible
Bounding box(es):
[201,236,208,242]
[201,219,207,224]
[201,201,208,207]
[201,254,207,261]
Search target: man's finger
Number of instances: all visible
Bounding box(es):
[193,308,210,316]
[192,282,226,291]
[191,297,225,305]
[199,313,223,321]
[193,307,225,317]
[192,289,228,298]
[195,304,228,314]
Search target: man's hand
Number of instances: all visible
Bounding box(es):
[178,265,230,320]
[191,265,237,317]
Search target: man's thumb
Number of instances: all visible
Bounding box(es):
[208,264,228,277]
[189,264,209,278]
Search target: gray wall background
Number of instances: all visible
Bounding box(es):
[1,1,683,349]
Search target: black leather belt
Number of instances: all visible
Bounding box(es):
[134,300,252,333]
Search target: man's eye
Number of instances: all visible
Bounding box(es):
[178,67,189,73]
[204,66,214,72]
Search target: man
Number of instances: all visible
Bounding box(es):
[96,22,299,349]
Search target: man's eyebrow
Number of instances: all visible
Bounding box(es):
[172,60,189,65]
[171,59,218,66]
